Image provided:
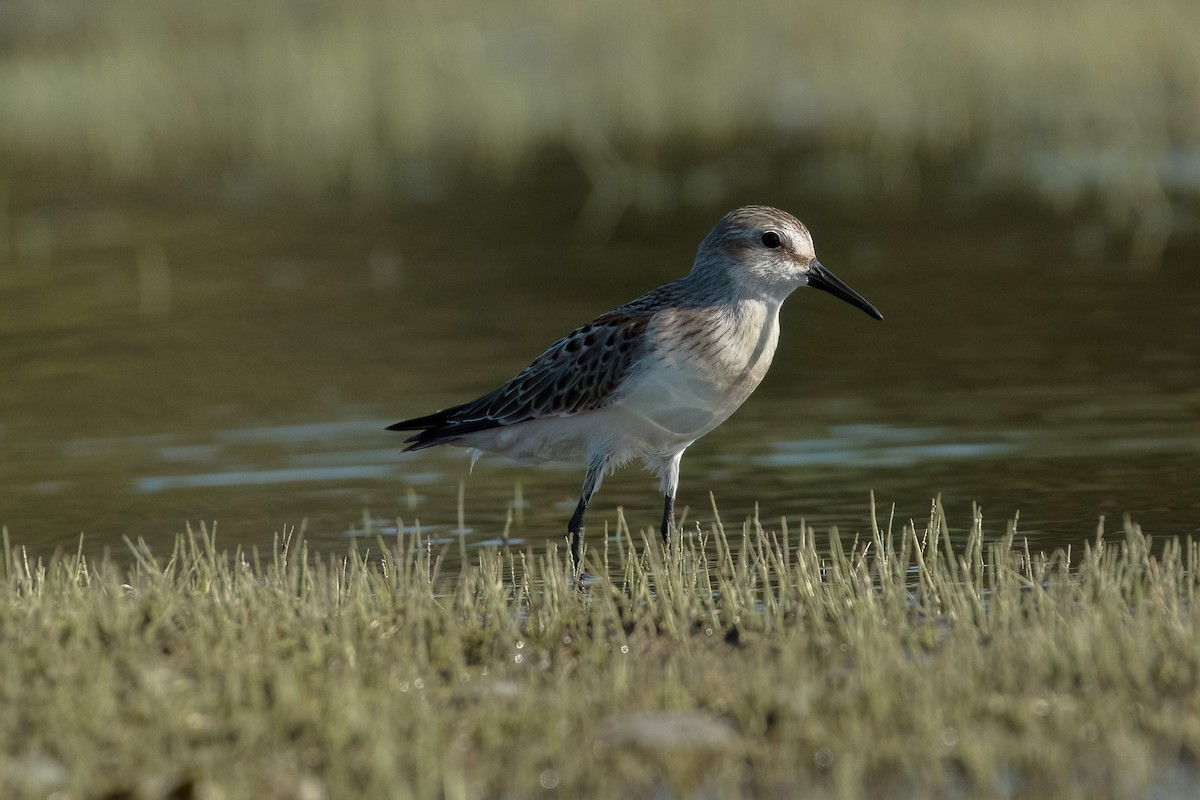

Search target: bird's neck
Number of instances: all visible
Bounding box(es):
[678,269,791,309]
[728,295,781,349]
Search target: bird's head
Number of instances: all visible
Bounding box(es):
[693,205,883,320]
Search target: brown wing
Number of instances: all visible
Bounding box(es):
[389,310,652,450]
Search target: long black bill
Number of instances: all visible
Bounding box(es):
[806,260,884,320]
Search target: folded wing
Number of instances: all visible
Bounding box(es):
[388,311,652,451]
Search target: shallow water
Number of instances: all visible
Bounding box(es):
[2,188,1198,563]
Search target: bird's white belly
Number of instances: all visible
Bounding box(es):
[448,397,711,466]
[611,358,753,447]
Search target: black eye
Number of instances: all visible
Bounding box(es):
[761,231,782,249]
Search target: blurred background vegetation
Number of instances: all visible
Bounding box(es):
[2,0,1198,247]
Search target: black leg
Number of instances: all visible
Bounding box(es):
[660,492,675,543]
[569,460,605,575]
[568,495,588,572]
[658,451,684,546]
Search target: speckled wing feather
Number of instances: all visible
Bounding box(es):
[388,309,653,450]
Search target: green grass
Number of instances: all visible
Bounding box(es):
[1,0,1198,222]
[2,501,1198,798]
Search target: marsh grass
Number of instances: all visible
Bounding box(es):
[2,502,1199,799]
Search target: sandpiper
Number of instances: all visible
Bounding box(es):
[388,206,883,570]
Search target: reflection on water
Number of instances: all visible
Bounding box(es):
[762,424,1021,466]
[764,419,1200,466]
[1,192,1198,564]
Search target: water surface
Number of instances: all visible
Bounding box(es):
[2,191,1197,564]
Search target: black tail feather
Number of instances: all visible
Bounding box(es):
[385,410,451,432]
[387,406,510,452]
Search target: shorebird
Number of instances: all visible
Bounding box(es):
[388,206,883,571]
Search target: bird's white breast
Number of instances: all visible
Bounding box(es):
[610,297,781,450]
